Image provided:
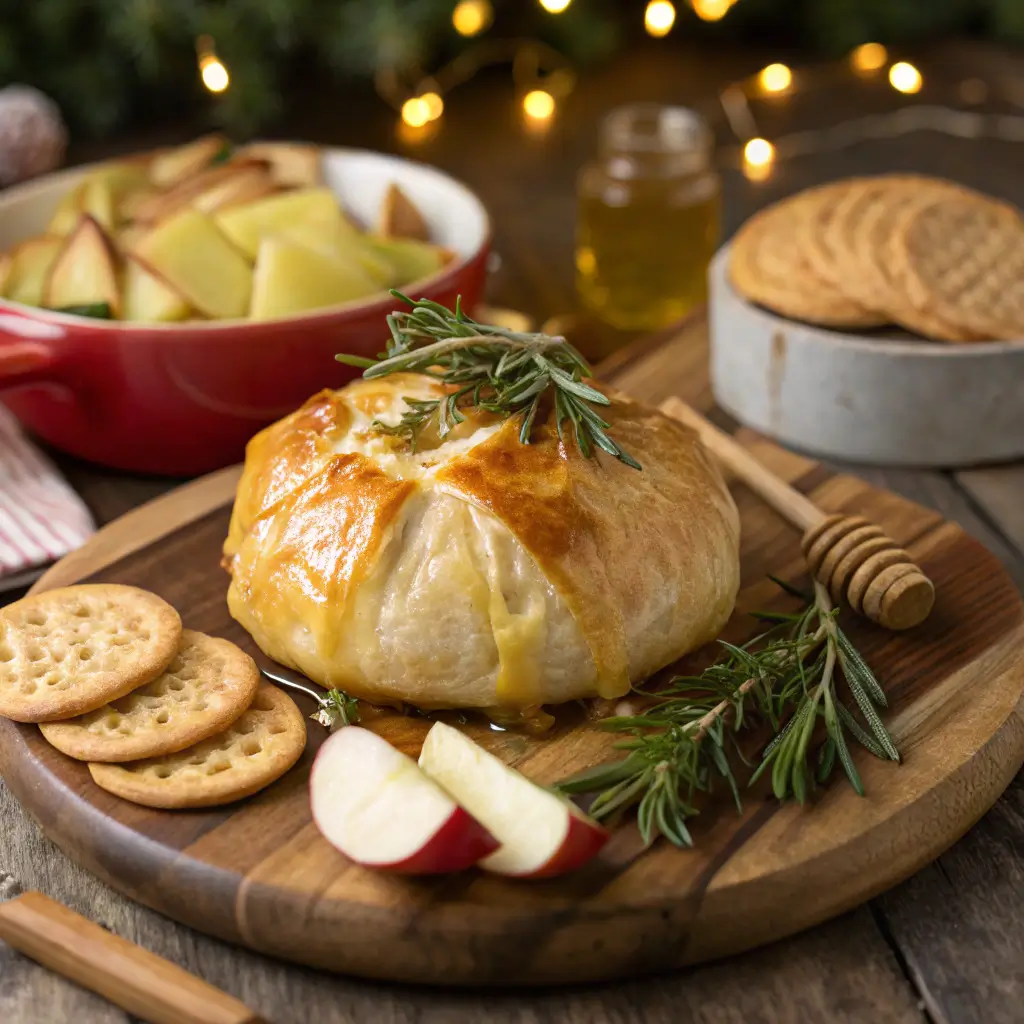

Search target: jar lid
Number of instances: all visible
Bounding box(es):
[600,103,711,157]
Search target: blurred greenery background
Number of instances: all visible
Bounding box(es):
[1,0,1022,137]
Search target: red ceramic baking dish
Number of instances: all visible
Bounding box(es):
[0,147,490,475]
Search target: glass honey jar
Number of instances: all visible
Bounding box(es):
[576,104,720,332]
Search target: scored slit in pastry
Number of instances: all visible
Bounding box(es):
[223,373,740,712]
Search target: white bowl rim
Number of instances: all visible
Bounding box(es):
[0,144,492,333]
[713,242,1024,357]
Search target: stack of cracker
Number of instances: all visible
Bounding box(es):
[0,584,306,809]
[728,175,1024,342]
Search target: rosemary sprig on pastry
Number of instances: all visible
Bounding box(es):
[556,579,899,847]
[336,292,642,470]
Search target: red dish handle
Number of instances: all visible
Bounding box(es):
[0,308,63,388]
[0,341,57,387]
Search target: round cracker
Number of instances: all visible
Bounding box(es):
[801,176,977,341]
[88,683,306,809]
[41,630,260,762]
[892,193,1024,341]
[729,187,884,329]
[0,585,181,723]
[854,181,978,342]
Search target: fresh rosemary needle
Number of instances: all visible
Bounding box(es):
[336,291,641,470]
[312,688,361,730]
[556,578,899,847]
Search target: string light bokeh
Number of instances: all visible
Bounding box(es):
[196,35,229,94]
[759,63,792,94]
[851,42,888,74]
[190,2,1022,189]
[692,0,735,22]
[644,1,677,38]
[523,89,556,121]
[889,62,924,95]
[452,0,493,37]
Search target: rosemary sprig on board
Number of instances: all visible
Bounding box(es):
[336,291,641,470]
[556,579,899,847]
[312,689,361,729]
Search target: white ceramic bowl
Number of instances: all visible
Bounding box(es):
[709,244,1024,467]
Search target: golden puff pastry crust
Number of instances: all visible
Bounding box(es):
[223,375,740,711]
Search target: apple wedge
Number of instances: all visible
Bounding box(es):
[273,208,359,254]
[192,166,276,214]
[43,216,121,316]
[81,177,116,232]
[6,236,63,306]
[132,208,252,319]
[249,237,381,320]
[378,182,430,242]
[133,161,271,224]
[234,142,322,187]
[418,721,609,878]
[46,185,84,237]
[363,236,453,289]
[115,222,149,252]
[122,256,190,322]
[87,159,150,199]
[118,187,162,223]
[269,218,391,289]
[310,726,498,874]
[214,187,342,259]
[149,133,228,188]
[0,253,12,296]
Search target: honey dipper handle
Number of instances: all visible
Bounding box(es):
[0,892,266,1024]
[659,398,825,533]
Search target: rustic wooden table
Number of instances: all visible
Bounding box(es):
[2,37,1022,1024]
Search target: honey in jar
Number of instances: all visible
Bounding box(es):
[576,104,720,331]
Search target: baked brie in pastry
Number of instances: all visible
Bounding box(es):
[223,374,740,711]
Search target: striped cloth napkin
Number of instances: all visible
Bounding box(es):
[0,403,94,591]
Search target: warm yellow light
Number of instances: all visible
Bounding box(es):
[420,91,444,121]
[889,62,922,94]
[523,89,555,121]
[199,56,229,94]
[743,138,774,182]
[452,0,492,37]
[851,42,887,73]
[759,63,792,94]
[692,0,732,22]
[744,137,774,168]
[539,0,572,12]
[744,162,772,183]
[645,1,676,36]
[401,97,431,128]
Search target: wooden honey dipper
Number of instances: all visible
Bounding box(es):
[660,398,935,630]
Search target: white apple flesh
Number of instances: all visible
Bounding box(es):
[310,726,498,874]
[418,721,609,878]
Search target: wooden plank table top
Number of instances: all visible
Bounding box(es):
[2,36,1023,1024]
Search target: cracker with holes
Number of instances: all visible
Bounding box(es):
[0,585,181,723]
[88,683,306,808]
[40,630,259,762]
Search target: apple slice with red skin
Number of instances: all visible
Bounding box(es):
[310,726,498,874]
[418,721,609,878]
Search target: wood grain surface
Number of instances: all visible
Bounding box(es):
[0,332,1021,988]
[0,891,264,1024]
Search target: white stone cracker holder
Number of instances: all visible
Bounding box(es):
[708,244,1024,468]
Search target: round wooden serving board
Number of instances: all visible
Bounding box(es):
[2,438,1024,987]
